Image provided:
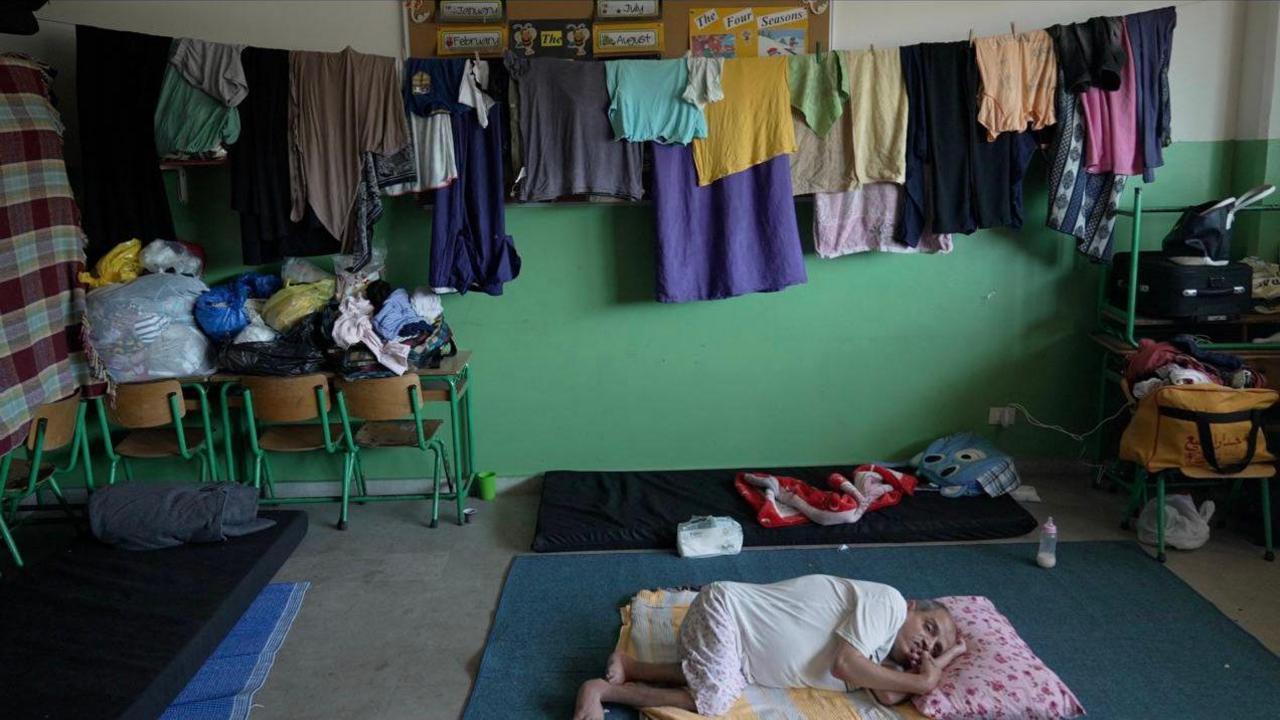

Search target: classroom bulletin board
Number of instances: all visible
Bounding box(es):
[406,1,831,59]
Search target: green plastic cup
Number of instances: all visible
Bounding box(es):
[475,472,498,501]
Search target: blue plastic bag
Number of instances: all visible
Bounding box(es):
[194,273,282,342]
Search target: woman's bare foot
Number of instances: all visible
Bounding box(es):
[605,651,632,684]
[573,678,609,720]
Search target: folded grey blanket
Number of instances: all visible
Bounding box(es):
[89,483,276,550]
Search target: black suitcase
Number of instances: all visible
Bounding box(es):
[1110,252,1252,321]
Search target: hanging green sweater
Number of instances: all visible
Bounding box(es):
[154,65,239,156]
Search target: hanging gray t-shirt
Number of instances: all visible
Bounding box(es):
[171,37,248,107]
[506,55,644,202]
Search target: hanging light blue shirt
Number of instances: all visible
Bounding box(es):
[605,59,708,145]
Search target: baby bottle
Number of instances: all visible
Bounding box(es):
[1037,516,1058,569]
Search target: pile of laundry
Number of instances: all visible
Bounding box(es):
[1245,256,1280,315]
[734,465,917,528]
[1126,335,1265,399]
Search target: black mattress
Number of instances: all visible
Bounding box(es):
[0,510,308,720]
[534,466,1038,552]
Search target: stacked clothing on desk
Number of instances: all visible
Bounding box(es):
[1126,336,1266,399]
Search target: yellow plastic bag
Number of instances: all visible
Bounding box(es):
[79,239,143,289]
[261,279,335,332]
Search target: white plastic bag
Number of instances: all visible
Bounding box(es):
[677,516,743,558]
[86,274,216,382]
[140,239,203,276]
[282,257,333,285]
[1137,495,1214,550]
[333,247,386,299]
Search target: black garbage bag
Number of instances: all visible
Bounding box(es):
[219,311,330,376]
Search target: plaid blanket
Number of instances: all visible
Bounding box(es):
[0,54,97,457]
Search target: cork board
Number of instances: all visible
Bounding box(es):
[407,1,831,58]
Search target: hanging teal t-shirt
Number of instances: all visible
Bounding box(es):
[606,59,707,145]
[154,64,240,156]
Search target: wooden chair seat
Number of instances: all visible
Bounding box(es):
[116,429,206,459]
[355,420,443,449]
[1180,464,1277,480]
[259,424,345,453]
[4,460,54,491]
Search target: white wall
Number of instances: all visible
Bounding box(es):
[828,1,1248,142]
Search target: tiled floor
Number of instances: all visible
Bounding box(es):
[246,468,1280,720]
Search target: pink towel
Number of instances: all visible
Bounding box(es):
[1081,19,1142,176]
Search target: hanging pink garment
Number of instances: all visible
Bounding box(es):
[1081,19,1142,176]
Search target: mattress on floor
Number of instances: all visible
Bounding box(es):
[533,466,1037,552]
[0,510,308,720]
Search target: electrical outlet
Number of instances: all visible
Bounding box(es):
[988,406,1016,427]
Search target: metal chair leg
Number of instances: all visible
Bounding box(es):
[122,458,135,483]
[1156,472,1167,563]
[337,454,352,530]
[46,478,77,522]
[430,447,441,529]
[0,502,23,569]
[1122,466,1146,530]
[1262,477,1274,562]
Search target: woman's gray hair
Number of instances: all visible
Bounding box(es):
[913,599,947,613]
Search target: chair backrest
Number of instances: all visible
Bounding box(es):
[108,381,185,429]
[26,391,80,452]
[241,374,330,423]
[337,375,422,421]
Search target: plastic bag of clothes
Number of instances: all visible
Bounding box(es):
[141,239,204,276]
[1137,495,1214,550]
[194,273,284,342]
[219,312,329,376]
[79,239,143,289]
[334,247,386,299]
[261,279,335,332]
[232,299,277,344]
[405,318,457,369]
[282,257,333,285]
[86,273,216,381]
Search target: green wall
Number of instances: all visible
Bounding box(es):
[133,140,1252,481]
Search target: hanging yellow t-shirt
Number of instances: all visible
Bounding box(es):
[692,56,796,186]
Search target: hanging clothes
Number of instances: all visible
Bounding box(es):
[683,56,724,110]
[0,54,99,456]
[974,30,1057,141]
[843,48,909,185]
[650,143,806,303]
[606,59,707,145]
[168,38,247,107]
[814,185,952,258]
[430,101,521,295]
[897,44,930,248]
[917,41,1036,235]
[1045,78,1127,262]
[392,58,466,194]
[1080,19,1140,176]
[507,56,644,201]
[1125,6,1177,183]
[288,48,408,266]
[153,64,241,157]
[229,46,338,265]
[1047,17,1127,93]
[790,104,856,196]
[788,52,845,138]
[76,25,175,261]
[691,56,795,187]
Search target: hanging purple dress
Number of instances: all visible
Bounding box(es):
[650,143,807,303]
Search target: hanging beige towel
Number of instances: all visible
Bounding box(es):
[843,48,908,185]
[974,30,1057,141]
[790,106,858,195]
[288,48,408,247]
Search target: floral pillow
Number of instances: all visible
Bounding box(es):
[912,596,1085,720]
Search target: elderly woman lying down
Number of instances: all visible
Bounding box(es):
[574,575,966,719]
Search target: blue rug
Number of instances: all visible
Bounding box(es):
[162,582,309,720]
[464,542,1280,719]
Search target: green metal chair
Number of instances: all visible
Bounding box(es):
[1121,463,1274,563]
[0,392,87,569]
[335,375,451,528]
[237,373,348,521]
[98,380,218,485]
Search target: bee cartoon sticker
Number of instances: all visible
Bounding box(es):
[565,23,591,58]
[511,22,538,56]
